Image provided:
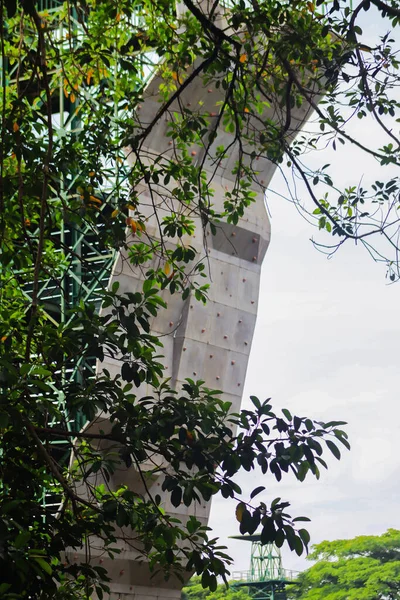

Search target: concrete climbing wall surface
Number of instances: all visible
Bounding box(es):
[78,2,316,596]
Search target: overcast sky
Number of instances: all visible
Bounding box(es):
[209,189,400,574]
[208,11,400,575]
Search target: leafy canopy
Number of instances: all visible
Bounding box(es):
[290,529,400,600]
[3,0,400,596]
[182,576,251,600]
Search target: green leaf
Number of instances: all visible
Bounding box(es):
[298,528,310,546]
[293,535,304,557]
[0,412,10,428]
[261,517,276,544]
[235,502,246,523]
[326,440,341,460]
[96,586,104,600]
[250,486,266,500]
[209,575,218,592]
[32,557,52,576]
[250,395,261,409]
[14,531,31,549]
[171,487,182,508]
[116,506,128,527]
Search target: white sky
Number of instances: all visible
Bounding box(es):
[208,188,400,573]
[208,10,400,575]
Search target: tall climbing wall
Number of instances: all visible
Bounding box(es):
[74,5,315,598]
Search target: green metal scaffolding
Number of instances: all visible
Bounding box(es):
[231,536,299,600]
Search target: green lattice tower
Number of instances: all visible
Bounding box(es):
[231,536,298,600]
[1,0,154,511]
[22,1,123,508]
[3,7,153,357]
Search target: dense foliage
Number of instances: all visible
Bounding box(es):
[182,576,251,600]
[289,529,400,600]
[1,0,399,596]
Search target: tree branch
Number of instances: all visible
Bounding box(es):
[181,0,241,50]
[25,420,103,514]
[370,0,400,17]
[129,48,219,149]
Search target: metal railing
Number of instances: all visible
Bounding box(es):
[232,568,299,583]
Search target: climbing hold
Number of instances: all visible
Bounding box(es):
[183,347,187,351]
[231,360,235,365]
[169,321,174,327]
[209,354,213,358]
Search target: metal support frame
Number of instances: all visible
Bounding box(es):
[231,536,298,600]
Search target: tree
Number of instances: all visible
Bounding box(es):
[182,576,250,600]
[289,529,400,600]
[1,0,399,596]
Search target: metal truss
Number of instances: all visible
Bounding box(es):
[232,536,298,600]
